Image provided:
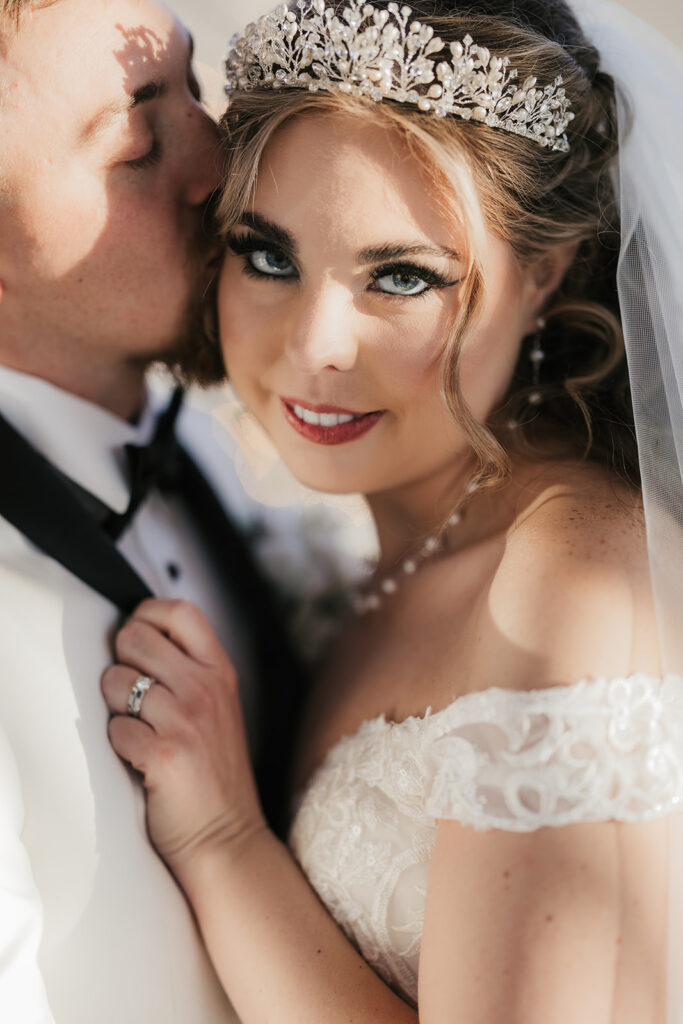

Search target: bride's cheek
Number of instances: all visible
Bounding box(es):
[221,303,279,378]
[378,315,448,389]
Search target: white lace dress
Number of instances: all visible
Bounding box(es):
[289,674,683,1005]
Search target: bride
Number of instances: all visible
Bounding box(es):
[101,0,683,1020]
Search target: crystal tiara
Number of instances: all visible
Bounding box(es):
[225,0,575,152]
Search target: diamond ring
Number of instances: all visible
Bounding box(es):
[127,675,156,718]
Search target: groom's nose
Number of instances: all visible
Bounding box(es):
[180,107,223,208]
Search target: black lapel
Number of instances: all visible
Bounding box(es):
[0,410,151,615]
[173,446,309,835]
[0,405,306,835]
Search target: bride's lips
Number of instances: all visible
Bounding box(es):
[280,397,386,446]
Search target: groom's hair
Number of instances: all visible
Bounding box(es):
[1,1,59,53]
[1,0,29,21]
[1,1,59,27]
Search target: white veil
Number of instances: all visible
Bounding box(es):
[570,3,683,1019]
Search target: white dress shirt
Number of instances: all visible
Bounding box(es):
[0,365,263,1023]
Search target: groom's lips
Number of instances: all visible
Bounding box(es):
[280,397,386,446]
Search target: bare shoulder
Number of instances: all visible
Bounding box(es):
[505,462,650,580]
[472,462,661,691]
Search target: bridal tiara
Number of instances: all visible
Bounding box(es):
[225,0,575,152]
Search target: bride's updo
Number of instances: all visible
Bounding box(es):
[219,0,636,489]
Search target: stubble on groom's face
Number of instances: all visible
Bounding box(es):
[0,0,226,385]
[154,247,228,388]
[149,180,227,388]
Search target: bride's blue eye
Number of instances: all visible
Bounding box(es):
[375,271,430,296]
[248,250,296,277]
[226,233,298,281]
[370,262,458,298]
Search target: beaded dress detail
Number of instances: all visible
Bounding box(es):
[289,674,683,1004]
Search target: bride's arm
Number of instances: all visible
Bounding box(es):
[101,599,416,1024]
[180,828,416,1023]
[420,817,667,1023]
[415,493,668,1023]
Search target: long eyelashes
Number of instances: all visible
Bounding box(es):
[227,234,295,281]
[128,137,163,170]
[227,233,289,259]
[127,69,202,173]
[369,262,460,293]
[226,232,461,297]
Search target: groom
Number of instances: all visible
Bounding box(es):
[0,1,300,1021]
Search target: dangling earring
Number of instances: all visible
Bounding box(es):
[506,316,547,432]
[528,316,546,405]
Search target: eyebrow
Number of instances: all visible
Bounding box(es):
[358,242,462,263]
[79,80,169,145]
[79,31,194,145]
[238,212,297,252]
[237,213,462,263]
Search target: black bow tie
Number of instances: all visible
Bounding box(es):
[103,385,185,542]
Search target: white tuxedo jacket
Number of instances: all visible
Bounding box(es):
[0,367,274,1024]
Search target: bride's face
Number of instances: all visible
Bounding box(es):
[218,113,537,497]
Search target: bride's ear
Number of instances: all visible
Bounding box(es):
[523,240,580,329]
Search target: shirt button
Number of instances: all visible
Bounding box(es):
[166,562,182,581]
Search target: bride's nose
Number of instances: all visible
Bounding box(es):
[285,282,360,373]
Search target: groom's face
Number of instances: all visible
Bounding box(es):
[0,0,222,365]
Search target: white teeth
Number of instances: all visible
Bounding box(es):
[291,404,361,428]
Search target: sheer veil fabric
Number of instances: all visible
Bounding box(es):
[569,3,683,1018]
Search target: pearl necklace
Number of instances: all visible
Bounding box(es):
[352,478,481,615]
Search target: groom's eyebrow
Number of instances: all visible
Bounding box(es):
[80,81,168,145]
[79,32,195,145]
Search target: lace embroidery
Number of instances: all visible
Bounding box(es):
[289,674,683,1004]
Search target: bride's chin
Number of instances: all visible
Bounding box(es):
[282,463,369,496]
[253,411,385,495]
[272,445,372,495]
[265,440,365,498]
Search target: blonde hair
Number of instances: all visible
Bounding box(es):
[217,0,637,492]
[1,1,59,44]
[1,0,24,18]
[1,0,38,24]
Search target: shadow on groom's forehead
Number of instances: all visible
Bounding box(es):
[76,23,178,147]
[113,22,169,96]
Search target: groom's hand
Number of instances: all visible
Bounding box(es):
[101,599,267,879]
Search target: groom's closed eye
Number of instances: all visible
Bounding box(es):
[80,78,167,148]
[79,30,199,152]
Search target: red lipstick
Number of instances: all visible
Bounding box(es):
[280,398,385,446]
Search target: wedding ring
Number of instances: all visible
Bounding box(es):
[127,675,155,718]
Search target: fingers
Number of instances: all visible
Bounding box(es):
[101,664,175,729]
[131,599,225,666]
[106,598,241,783]
[115,617,193,696]
[103,601,263,867]
[107,714,156,776]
